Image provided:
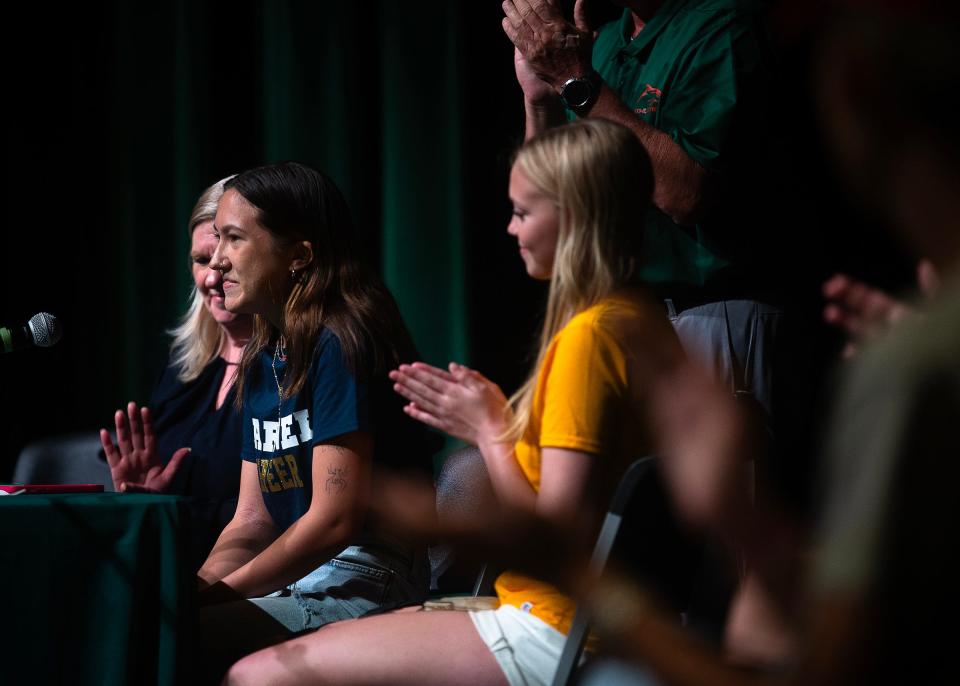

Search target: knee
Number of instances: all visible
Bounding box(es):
[222,646,304,686]
[222,653,262,686]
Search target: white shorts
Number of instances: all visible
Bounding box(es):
[469,604,568,686]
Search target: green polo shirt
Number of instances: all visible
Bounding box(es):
[584,0,774,295]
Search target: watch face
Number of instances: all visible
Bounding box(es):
[561,78,593,109]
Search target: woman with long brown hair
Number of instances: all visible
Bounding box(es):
[196,161,437,679]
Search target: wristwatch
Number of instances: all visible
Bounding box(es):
[559,71,602,112]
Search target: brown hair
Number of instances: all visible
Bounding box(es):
[228,162,416,406]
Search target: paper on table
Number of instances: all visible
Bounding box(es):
[0,484,104,494]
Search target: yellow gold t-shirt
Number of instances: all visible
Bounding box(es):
[495,294,669,634]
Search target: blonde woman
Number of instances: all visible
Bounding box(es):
[99,176,253,565]
[224,119,685,686]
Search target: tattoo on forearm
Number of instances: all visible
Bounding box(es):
[325,466,348,494]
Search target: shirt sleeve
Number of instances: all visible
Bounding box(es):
[538,319,627,455]
[308,330,370,444]
[241,402,255,461]
[240,362,259,462]
[659,15,763,170]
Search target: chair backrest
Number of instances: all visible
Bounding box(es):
[12,433,114,490]
[551,456,700,686]
[430,445,497,593]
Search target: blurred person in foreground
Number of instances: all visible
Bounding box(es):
[589,1,960,683]
[99,177,253,567]
[795,1,960,680]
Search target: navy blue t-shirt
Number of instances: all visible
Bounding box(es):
[148,355,243,567]
[241,328,436,532]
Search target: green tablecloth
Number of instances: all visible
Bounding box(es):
[0,493,193,685]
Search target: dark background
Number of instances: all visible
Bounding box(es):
[0,1,914,479]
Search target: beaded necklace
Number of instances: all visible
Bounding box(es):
[271,336,287,421]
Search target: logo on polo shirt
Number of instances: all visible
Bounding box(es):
[634,84,662,114]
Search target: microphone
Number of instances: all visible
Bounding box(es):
[0,312,62,353]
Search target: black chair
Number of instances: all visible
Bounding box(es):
[429,445,497,594]
[551,456,700,686]
[12,432,114,490]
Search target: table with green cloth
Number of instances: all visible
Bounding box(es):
[0,493,194,685]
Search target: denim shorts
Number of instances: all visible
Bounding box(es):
[251,542,429,633]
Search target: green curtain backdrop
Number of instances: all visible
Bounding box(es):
[256,2,470,460]
[378,4,469,368]
[257,2,468,367]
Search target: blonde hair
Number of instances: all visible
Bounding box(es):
[502,119,653,442]
[168,175,236,382]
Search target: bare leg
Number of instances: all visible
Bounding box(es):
[224,609,508,686]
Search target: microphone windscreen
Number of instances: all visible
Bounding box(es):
[28,312,62,347]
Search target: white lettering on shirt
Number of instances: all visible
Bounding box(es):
[280,413,299,449]
[251,409,313,453]
[293,409,313,443]
[262,420,280,452]
[251,418,263,451]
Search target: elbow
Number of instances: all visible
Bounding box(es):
[653,161,714,226]
[233,504,276,533]
[314,510,364,551]
[655,180,710,226]
[331,518,362,549]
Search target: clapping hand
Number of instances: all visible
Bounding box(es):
[822,274,912,359]
[822,260,939,359]
[389,362,511,445]
[513,46,557,106]
[502,0,595,89]
[100,401,190,493]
